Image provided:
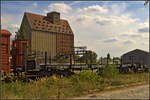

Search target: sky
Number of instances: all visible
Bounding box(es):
[1,1,149,58]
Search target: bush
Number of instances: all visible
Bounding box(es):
[97,64,119,79]
[78,71,102,83]
[0,70,148,99]
[2,74,30,83]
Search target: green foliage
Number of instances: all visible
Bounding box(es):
[78,50,98,64]
[68,71,104,93]
[97,64,119,79]
[107,53,111,60]
[15,30,25,40]
[0,72,148,99]
[2,75,30,83]
[78,71,101,82]
[74,55,81,63]
[98,57,113,65]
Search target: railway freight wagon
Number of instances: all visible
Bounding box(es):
[11,40,29,72]
[0,30,11,73]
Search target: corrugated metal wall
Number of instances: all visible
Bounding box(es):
[31,31,56,57]
[122,50,149,65]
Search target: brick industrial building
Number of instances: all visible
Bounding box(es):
[19,11,74,59]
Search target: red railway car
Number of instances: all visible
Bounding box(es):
[0,30,11,73]
[11,40,28,70]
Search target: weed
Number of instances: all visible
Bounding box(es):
[0,71,148,99]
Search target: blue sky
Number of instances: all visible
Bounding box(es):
[1,1,149,58]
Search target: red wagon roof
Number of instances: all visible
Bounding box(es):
[0,30,11,36]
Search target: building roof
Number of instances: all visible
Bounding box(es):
[0,30,11,36]
[122,49,149,57]
[24,12,73,34]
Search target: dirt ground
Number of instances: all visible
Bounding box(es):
[75,83,149,99]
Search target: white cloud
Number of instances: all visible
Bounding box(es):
[139,21,149,28]
[7,24,19,30]
[44,3,72,14]
[82,5,108,13]
[109,3,127,15]
[1,16,13,26]
[57,3,148,57]
[1,2,148,57]
[1,16,19,38]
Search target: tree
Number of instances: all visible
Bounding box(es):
[79,50,97,64]
[55,55,69,63]
[98,57,103,64]
[15,29,24,39]
[106,53,113,64]
[74,55,81,63]
[107,53,111,60]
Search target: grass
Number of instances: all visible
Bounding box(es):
[0,66,149,99]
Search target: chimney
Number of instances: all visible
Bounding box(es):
[47,11,60,24]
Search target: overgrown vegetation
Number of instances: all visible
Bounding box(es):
[0,65,148,99]
[97,64,119,79]
[74,50,98,64]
